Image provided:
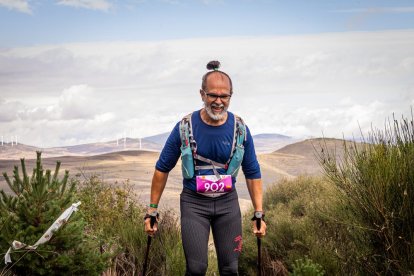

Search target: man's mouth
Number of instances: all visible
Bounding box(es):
[211,104,224,113]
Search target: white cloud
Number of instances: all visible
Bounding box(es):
[58,85,98,119]
[0,30,413,147]
[10,84,106,123]
[0,98,20,122]
[18,105,59,121]
[56,0,112,11]
[0,0,31,14]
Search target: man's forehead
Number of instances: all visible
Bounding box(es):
[206,72,231,86]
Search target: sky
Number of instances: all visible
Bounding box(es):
[0,0,413,147]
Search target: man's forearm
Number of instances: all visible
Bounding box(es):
[246,178,263,211]
[150,169,169,205]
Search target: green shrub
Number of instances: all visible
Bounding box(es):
[75,175,187,275]
[240,176,344,275]
[318,114,414,275]
[241,113,414,275]
[291,257,325,276]
[0,152,108,276]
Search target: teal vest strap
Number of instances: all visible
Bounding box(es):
[179,112,246,179]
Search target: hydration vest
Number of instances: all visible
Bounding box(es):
[179,112,246,180]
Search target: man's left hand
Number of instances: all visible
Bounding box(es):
[252,220,266,238]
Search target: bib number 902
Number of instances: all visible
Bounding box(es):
[204,182,225,192]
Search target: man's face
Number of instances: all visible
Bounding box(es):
[201,72,232,121]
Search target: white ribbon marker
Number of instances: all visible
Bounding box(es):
[4,201,81,264]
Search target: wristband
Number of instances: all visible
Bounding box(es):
[251,211,265,222]
[149,203,158,208]
[144,211,159,221]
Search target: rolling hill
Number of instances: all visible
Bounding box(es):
[252,133,299,153]
[0,137,359,214]
[0,132,300,159]
[0,138,162,160]
[259,137,359,177]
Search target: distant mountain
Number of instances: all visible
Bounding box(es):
[0,142,40,160]
[60,137,162,154]
[0,138,163,160]
[256,138,360,178]
[253,133,291,140]
[252,133,299,154]
[143,132,170,146]
[275,137,355,157]
[0,132,302,159]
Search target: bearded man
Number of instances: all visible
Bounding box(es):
[144,60,266,276]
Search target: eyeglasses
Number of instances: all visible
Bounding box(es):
[202,90,232,102]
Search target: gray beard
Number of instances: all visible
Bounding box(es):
[204,102,228,121]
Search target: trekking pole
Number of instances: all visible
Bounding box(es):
[256,217,262,276]
[142,214,157,276]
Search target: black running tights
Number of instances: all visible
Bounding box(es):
[180,188,242,276]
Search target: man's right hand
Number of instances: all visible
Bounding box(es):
[144,209,159,237]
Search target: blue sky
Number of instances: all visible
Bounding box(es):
[2,0,414,46]
[0,0,413,147]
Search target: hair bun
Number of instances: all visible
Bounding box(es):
[206,60,220,71]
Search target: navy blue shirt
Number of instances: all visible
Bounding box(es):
[156,110,261,191]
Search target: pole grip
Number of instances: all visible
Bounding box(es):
[150,215,157,228]
[256,217,262,276]
[256,217,261,231]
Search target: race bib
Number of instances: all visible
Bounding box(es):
[196,175,233,194]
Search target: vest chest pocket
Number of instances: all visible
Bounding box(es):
[226,144,244,177]
[181,145,194,179]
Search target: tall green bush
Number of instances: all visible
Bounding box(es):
[239,176,343,275]
[0,152,108,276]
[75,175,187,275]
[318,115,414,274]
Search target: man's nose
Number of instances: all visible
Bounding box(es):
[213,96,223,104]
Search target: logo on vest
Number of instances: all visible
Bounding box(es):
[222,140,231,146]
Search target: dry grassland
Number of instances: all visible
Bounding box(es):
[1,139,347,214]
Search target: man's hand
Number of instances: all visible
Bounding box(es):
[144,217,158,237]
[252,220,266,238]
[144,209,159,237]
[246,178,265,238]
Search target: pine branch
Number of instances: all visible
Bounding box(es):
[60,171,69,197]
[21,158,29,191]
[0,190,10,210]
[30,168,36,190]
[52,161,61,183]
[12,166,22,195]
[2,173,13,192]
[35,152,43,192]
[3,172,20,196]
[45,170,51,190]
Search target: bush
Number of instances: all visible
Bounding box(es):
[240,112,414,275]
[239,176,341,275]
[291,257,325,276]
[318,114,414,274]
[75,175,187,275]
[0,152,108,276]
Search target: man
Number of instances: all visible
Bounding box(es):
[144,60,266,275]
